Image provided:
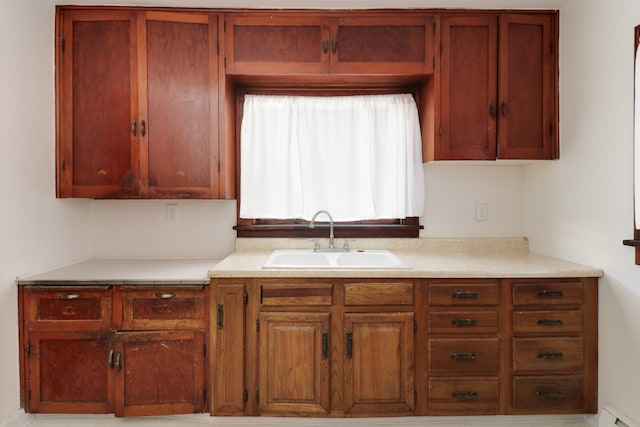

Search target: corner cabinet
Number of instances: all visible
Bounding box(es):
[224,13,435,75]
[56,9,220,199]
[18,284,209,416]
[211,277,597,418]
[436,13,558,160]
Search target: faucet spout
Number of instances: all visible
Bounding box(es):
[309,210,335,250]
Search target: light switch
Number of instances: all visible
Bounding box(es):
[476,203,488,221]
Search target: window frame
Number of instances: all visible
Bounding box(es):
[232,83,426,239]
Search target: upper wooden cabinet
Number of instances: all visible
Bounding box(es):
[437,13,558,160]
[224,13,435,75]
[56,9,220,198]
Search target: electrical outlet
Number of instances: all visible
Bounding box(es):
[166,204,179,223]
[476,203,488,221]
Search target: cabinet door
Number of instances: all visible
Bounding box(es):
[498,14,556,160]
[140,12,219,198]
[27,331,112,413]
[330,16,434,75]
[57,10,138,198]
[112,330,205,416]
[225,15,330,75]
[258,312,330,415]
[344,312,415,415]
[439,15,498,160]
[212,282,246,415]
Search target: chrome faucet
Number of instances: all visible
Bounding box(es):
[309,210,335,250]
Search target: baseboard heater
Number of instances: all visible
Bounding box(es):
[600,406,639,427]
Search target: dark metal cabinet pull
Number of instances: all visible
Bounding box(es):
[131,119,137,136]
[322,37,329,54]
[453,391,478,399]
[450,352,476,360]
[114,352,122,371]
[59,293,79,300]
[537,390,563,399]
[537,352,563,360]
[537,290,563,298]
[108,349,115,368]
[489,102,498,119]
[451,319,477,327]
[451,291,478,299]
[217,303,224,329]
[140,120,146,137]
[537,319,563,326]
[331,38,337,53]
[346,332,353,358]
[322,332,329,359]
[501,101,509,117]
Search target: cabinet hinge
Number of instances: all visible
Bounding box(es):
[256,390,259,404]
[432,21,436,34]
[217,303,224,329]
[25,343,31,357]
[439,124,443,136]
[243,390,248,403]
[61,38,65,53]
[414,319,417,333]
[256,318,260,332]
[224,57,227,69]
[243,292,248,304]
[203,341,207,357]
[61,159,66,172]
[224,20,226,32]
[550,42,555,55]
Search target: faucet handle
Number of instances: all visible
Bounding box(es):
[343,239,356,252]
[309,239,321,252]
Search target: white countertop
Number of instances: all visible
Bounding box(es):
[208,238,603,279]
[17,258,221,285]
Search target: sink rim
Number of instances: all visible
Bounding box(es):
[262,249,410,270]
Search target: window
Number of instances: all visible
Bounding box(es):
[235,91,425,238]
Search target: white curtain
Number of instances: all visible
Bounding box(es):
[240,94,424,221]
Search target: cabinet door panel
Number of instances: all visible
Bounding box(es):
[113,330,205,416]
[58,11,138,197]
[344,312,415,415]
[498,14,555,159]
[331,16,433,74]
[28,331,111,413]
[226,15,330,74]
[143,13,218,198]
[259,312,330,415]
[439,15,498,160]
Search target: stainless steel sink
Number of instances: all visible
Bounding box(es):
[262,249,409,269]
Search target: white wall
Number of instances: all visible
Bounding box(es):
[526,0,640,423]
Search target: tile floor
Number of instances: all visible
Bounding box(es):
[6,413,593,427]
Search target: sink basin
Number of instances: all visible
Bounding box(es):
[263,249,409,270]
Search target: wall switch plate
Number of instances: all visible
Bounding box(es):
[476,203,488,221]
[166,204,179,223]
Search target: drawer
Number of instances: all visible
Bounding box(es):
[24,286,112,330]
[429,311,498,334]
[429,338,499,374]
[513,310,583,335]
[513,338,583,372]
[121,287,206,330]
[344,282,413,306]
[513,281,583,306]
[429,377,499,414]
[429,283,499,306]
[261,282,332,306]
[513,376,583,412]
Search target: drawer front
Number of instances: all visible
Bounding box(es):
[25,287,112,330]
[513,338,583,372]
[121,287,206,330]
[513,376,583,412]
[429,311,498,334]
[261,282,332,306]
[513,310,583,335]
[429,338,499,374]
[429,377,499,414]
[513,282,583,306]
[429,283,499,306]
[344,282,413,306]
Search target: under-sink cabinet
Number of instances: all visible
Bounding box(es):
[18,284,208,416]
[211,277,597,417]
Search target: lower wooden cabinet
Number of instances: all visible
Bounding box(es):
[19,284,208,416]
[211,277,598,417]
